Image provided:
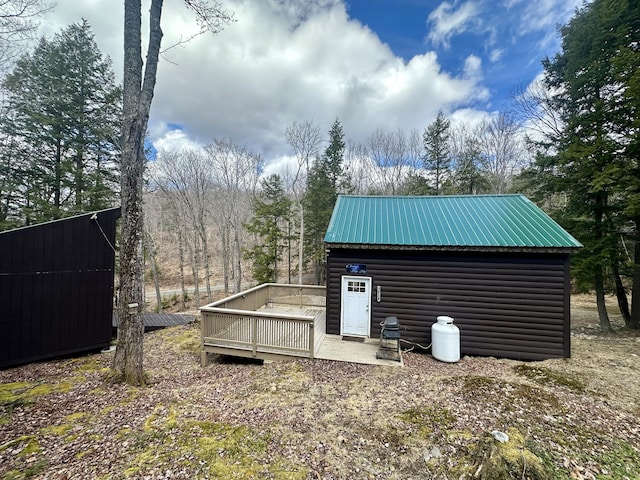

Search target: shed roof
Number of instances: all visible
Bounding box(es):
[324,195,582,250]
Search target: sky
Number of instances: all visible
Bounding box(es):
[38,0,584,168]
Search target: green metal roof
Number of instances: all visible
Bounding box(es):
[324,195,582,250]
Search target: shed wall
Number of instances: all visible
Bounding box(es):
[326,249,570,361]
[0,209,120,368]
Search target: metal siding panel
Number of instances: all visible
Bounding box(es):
[0,208,119,367]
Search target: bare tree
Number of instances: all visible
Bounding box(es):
[285,120,321,285]
[344,141,374,194]
[153,148,214,300]
[143,226,162,312]
[476,113,526,194]
[511,78,565,153]
[150,171,200,306]
[0,0,52,75]
[206,139,262,293]
[367,128,415,195]
[114,0,232,385]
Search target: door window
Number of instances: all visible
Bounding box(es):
[347,280,366,292]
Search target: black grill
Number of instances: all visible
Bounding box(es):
[381,316,400,339]
[376,316,402,361]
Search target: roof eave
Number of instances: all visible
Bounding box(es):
[325,243,580,254]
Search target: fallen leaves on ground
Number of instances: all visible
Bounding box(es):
[1,301,639,480]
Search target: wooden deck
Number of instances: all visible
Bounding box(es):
[113,312,195,331]
[200,283,402,367]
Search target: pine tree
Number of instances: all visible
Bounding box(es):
[303,118,351,284]
[522,0,640,330]
[244,174,291,284]
[422,110,451,195]
[0,20,121,226]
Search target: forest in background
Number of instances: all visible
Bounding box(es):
[0,0,639,331]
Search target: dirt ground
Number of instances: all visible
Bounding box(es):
[1,295,639,480]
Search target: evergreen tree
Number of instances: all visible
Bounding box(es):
[522,0,640,330]
[303,118,351,284]
[244,174,291,284]
[452,137,490,195]
[0,20,121,227]
[422,110,451,195]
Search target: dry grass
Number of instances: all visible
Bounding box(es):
[1,295,639,479]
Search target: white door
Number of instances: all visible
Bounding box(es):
[340,276,371,337]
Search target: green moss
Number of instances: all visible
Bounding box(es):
[400,405,456,436]
[71,356,107,373]
[0,382,34,406]
[40,412,88,438]
[513,364,586,392]
[41,424,73,436]
[65,412,88,422]
[460,428,551,480]
[0,435,41,457]
[156,325,201,353]
[75,449,94,460]
[455,375,561,410]
[593,441,640,479]
[0,380,73,407]
[3,458,48,479]
[90,386,107,395]
[121,407,307,479]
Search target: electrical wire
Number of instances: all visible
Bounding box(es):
[93,215,117,253]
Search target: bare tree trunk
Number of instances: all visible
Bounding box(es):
[630,232,640,329]
[222,225,230,292]
[612,261,631,325]
[299,203,303,285]
[200,227,212,302]
[190,230,200,304]
[287,210,292,284]
[113,0,163,385]
[594,196,613,332]
[145,229,162,313]
[233,226,242,292]
[177,227,186,310]
[595,266,612,332]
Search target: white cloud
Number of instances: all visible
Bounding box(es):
[449,108,490,129]
[152,127,203,153]
[426,1,480,48]
[517,0,585,42]
[463,54,482,79]
[489,48,504,63]
[38,0,488,164]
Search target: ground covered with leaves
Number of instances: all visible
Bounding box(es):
[1,296,639,479]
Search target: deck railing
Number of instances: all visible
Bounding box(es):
[200,284,326,361]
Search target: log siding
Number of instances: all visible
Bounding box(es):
[326,249,570,361]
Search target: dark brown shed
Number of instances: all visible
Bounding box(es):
[323,195,582,361]
[0,208,120,368]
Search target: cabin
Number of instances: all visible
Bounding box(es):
[0,208,120,368]
[324,195,582,361]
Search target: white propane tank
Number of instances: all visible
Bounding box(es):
[431,315,460,363]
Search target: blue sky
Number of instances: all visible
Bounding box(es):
[42,0,584,167]
[346,0,577,111]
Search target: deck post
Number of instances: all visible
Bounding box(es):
[252,316,257,357]
[201,351,209,367]
[309,322,314,359]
